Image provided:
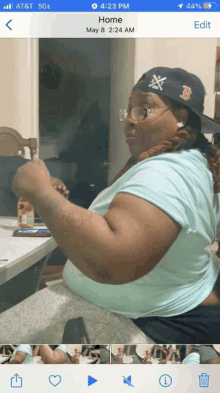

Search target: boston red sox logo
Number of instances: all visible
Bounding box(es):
[180,85,192,100]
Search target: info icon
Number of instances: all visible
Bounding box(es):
[159,374,172,388]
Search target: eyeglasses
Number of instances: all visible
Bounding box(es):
[119,106,171,122]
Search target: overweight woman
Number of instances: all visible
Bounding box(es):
[9,67,220,343]
[7,345,36,364]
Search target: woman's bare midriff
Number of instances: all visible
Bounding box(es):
[200,290,220,306]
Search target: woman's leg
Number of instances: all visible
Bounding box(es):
[0,282,154,344]
[133,304,220,343]
[200,345,220,364]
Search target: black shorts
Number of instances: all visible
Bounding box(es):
[132,304,220,344]
[200,345,220,363]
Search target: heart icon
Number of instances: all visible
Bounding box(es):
[49,375,62,387]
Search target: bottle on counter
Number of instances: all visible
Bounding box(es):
[17,198,34,229]
[117,348,124,363]
[2,347,5,355]
[117,348,124,359]
[172,354,175,363]
[144,350,151,363]
[74,349,79,364]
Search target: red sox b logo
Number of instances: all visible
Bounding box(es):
[180,86,192,101]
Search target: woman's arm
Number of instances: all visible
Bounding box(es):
[40,345,66,364]
[9,345,17,351]
[81,346,91,357]
[166,347,175,362]
[8,352,26,364]
[31,190,181,285]
[12,158,181,285]
[152,346,159,358]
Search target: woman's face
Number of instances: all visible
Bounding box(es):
[123,91,182,157]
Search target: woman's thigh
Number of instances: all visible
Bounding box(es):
[200,345,220,364]
[0,282,154,344]
[133,304,220,344]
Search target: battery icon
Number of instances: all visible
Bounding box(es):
[203,2,212,7]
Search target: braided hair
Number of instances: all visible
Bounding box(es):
[109,101,220,193]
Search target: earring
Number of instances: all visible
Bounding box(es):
[177,122,184,128]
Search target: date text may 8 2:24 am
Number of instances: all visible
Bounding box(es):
[86,27,135,33]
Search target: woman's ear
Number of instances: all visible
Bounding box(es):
[175,108,189,127]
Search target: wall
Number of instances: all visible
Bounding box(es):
[108,39,136,183]
[0,39,39,158]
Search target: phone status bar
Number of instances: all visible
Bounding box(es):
[0,1,219,12]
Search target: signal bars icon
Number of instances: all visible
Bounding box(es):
[3,3,13,9]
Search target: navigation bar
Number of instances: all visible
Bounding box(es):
[0,13,219,37]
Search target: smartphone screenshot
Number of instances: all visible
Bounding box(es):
[0,0,220,391]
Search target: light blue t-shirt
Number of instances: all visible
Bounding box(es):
[182,352,200,365]
[11,345,33,364]
[56,344,66,353]
[55,344,69,363]
[63,149,220,319]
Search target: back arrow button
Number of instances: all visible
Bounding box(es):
[6,19,12,30]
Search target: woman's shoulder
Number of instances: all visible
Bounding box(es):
[17,344,32,353]
[129,149,208,176]
[119,149,212,192]
[139,149,206,166]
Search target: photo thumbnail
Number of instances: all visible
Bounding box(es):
[110,345,200,364]
[0,344,110,364]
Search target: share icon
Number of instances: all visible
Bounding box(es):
[123,375,134,387]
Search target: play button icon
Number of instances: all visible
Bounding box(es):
[88,376,98,386]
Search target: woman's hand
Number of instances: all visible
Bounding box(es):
[12,156,53,203]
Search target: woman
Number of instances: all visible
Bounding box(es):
[151,345,167,360]
[7,345,35,364]
[39,345,70,364]
[165,345,181,363]
[181,345,200,365]
[10,67,220,343]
